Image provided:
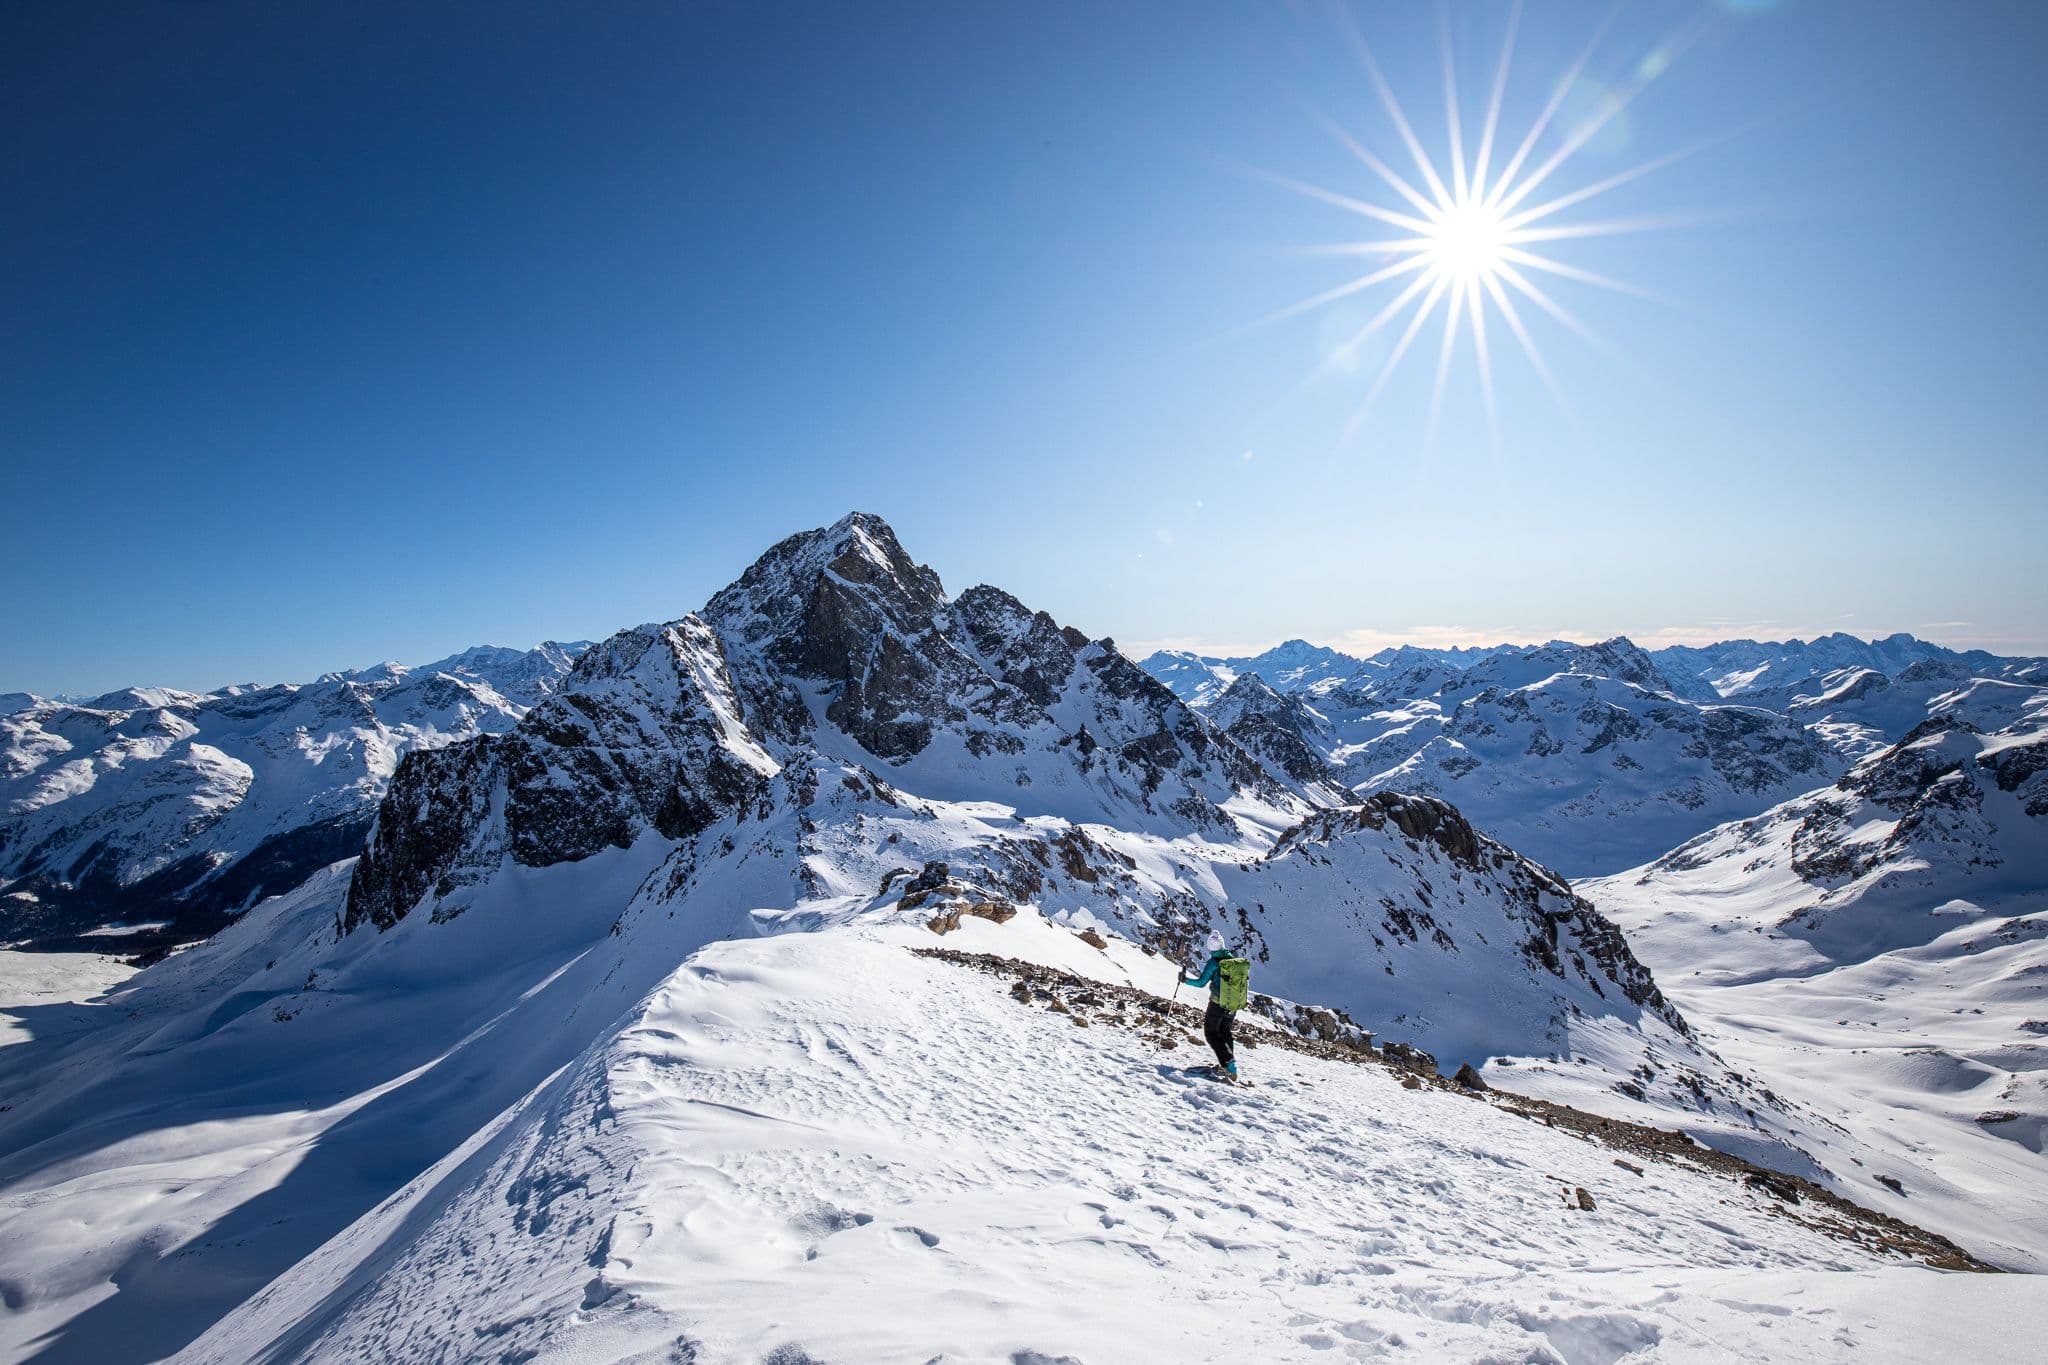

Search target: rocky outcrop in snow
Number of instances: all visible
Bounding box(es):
[345,620,777,933]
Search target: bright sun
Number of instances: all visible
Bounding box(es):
[1424,198,1512,285]
[1252,5,1699,439]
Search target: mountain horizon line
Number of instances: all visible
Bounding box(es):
[9,511,2044,699]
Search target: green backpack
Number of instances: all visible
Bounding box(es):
[1216,954,1251,1011]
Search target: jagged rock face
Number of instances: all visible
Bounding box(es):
[704,513,958,756]
[344,620,778,934]
[1207,673,1346,796]
[952,585,1077,709]
[342,515,1305,934]
[702,516,1291,823]
[1982,732,2048,818]
[342,735,504,935]
[0,643,583,951]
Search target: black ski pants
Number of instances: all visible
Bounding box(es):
[1203,1000,1236,1069]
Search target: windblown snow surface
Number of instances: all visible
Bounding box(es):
[2,867,2037,1365]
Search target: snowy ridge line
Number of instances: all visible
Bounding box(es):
[915,945,1997,1274]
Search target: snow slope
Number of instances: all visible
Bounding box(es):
[0,642,586,951]
[1583,711,2048,1271]
[7,513,1971,1361]
[1,868,2025,1364]
[333,515,1711,1097]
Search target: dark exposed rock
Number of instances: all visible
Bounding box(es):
[1206,673,1351,802]
[344,618,772,933]
[1382,1041,1438,1074]
[1454,1063,1489,1091]
[953,585,1079,709]
[925,900,1020,935]
[343,736,505,934]
[1744,1171,1803,1204]
[1790,717,2029,887]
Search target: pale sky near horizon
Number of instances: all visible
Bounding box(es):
[5,1,2045,695]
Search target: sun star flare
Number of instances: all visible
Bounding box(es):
[1261,3,1707,440]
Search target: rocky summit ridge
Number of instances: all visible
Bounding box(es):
[344,513,1309,934]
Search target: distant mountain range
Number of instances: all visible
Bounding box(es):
[1145,632,2042,708]
[1138,633,2045,877]
[1,642,588,951]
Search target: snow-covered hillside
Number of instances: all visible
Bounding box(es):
[1764,660,2047,762]
[1583,709,2048,1271]
[3,860,2024,1363]
[336,515,1692,1090]
[0,642,586,953]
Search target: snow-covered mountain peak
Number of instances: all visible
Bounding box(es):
[1237,638,1358,689]
[704,510,944,654]
[339,515,1323,937]
[1450,635,1676,698]
[1209,667,1284,713]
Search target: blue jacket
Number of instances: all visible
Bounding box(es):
[1182,948,1229,999]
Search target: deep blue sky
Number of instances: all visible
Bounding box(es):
[5,0,2044,694]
